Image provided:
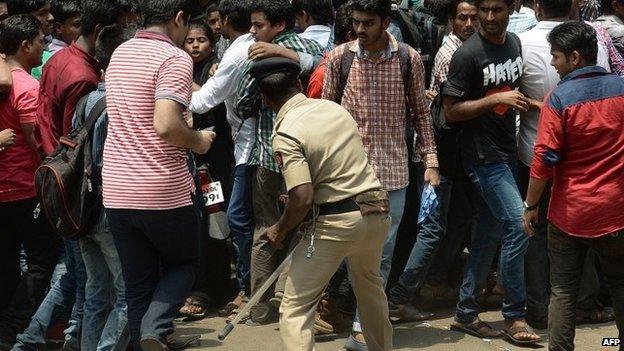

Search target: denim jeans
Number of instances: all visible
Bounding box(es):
[0,198,60,346]
[455,162,529,323]
[227,164,255,296]
[548,225,624,351]
[79,211,129,351]
[389,176,467,304]
[13,239,86,351]
[106,204,200,349]
[426,177,473,285]
[352,187,406,332]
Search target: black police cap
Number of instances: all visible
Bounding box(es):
[250,57,301,81]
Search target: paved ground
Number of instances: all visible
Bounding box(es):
[175,309,619,351]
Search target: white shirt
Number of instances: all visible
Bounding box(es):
[190,33,257,166]
[517,21,610,166]
[299,25,331,50]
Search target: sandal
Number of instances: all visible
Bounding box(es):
[179,294,209,321]
[450,318,504,339]
[504,319,542,346]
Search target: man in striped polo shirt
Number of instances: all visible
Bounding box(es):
[101,0,213,349]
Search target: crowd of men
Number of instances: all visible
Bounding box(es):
[0,0,623,350]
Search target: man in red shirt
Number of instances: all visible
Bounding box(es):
[0,14,59,347]
[523,21,624,350]
[306,3,354,99]
[36,0,122,154]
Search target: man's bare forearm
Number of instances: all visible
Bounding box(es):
[444,94,498,122]
[275,184,314,236]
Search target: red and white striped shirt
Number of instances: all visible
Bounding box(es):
[102,30,195,210]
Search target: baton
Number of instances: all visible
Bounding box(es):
[218,250,294,341]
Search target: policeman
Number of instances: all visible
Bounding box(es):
[249,57,393,351]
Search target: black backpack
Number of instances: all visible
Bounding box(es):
[35,95,107,240]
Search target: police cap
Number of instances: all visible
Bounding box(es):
[250,57,301,81]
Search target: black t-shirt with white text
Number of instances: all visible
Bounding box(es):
[442,32,522,165]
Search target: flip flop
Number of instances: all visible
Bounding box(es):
[450,319,504,339]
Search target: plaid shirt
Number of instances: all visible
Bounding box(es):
[322,33,438,191]
[429,33,463,94]
[235,31,323,172]
[590,21,624,77]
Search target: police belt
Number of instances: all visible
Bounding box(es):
[317,198,360,216]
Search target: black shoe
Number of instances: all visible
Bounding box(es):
[388,301,434,322]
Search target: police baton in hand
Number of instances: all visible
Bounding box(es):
[218,249,295,341]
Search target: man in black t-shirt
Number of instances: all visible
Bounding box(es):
[441,0,542,345]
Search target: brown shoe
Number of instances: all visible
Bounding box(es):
[318,298,352,332]
[219,291,247,316]
[314,311,334,335]
[388,301,434,322]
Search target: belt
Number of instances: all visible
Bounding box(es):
[317,198,359,216]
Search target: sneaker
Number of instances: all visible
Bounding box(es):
[344,333,368,351]
[388,301,434,322]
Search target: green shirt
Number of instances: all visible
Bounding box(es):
[31,49,52,80]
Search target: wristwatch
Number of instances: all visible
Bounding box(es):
[523,201,539,211]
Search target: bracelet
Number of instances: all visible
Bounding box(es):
[523,201,539,211]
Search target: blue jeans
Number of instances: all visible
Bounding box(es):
[389,176,454,304]
[13,239,86,351]
[80,211,129,351]
[352,187,406,332]
[455,162,529,323]
[227,164,255,296]
[107,204,200,349]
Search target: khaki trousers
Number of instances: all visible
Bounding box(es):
[279,211,393,351]
[251,167,293,302]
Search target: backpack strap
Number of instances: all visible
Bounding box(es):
[397,43,414,116]
[83,96,107,133]
[336,48,356,104]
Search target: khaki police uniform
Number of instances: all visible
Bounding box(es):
[273,93,393,351]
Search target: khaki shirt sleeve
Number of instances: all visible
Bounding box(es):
[273,132,312,191]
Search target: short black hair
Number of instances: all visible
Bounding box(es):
[51,0,80,24]
[257,71,300,104]
[95,24,136,70]
[6,0,47,15]
[536,0,572,17]
[140,0,202,27]
[189,20,215,44]
[218,0,251,33]
[474,0,514,9]
[292,0,334,26]
[206,3,219,15]
[334,3,353,44]
[450,0,476,18]
[116,0,140,13]
[80,0,123,36]
[0,14,42,55]
[350,0,392,20]
[548,21,598,65]
[250,0,296,32]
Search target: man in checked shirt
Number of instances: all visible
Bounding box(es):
[322,0,440,349]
